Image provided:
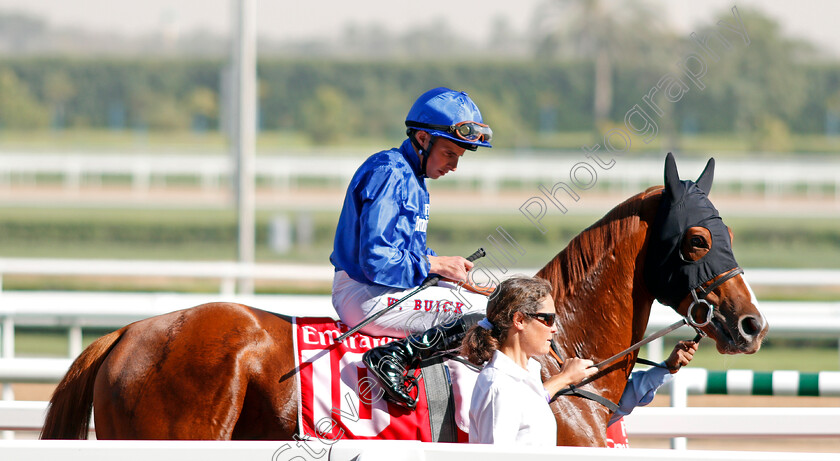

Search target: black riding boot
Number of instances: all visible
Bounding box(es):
[362,312,483,409]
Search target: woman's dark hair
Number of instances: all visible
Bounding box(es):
[461,276,552,366]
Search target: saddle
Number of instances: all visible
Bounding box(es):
[293,317,477,443]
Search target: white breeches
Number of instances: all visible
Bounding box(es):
[331,270,488,338]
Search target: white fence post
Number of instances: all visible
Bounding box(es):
[1,317,13,439]
[0,311,14,437]
[669,371,688,450]
[0,317,12,360]
[1,316,13,361]
[221,277,236,296]
[646,337,664,363]
[69,325,83,359]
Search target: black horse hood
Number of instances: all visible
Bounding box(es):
[644,153,740,307]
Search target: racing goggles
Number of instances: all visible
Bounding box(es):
[409,121,493,143]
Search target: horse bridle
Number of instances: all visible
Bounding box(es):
[549,266,745,407]
[595,265,744,370]
[684,266,744,335]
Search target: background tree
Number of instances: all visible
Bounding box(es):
[0,70,50,129]
[43,71,77,129]
[300,85,359,145]
[187,86,218,131]
[696,8,810,152]
[534,0,675,139]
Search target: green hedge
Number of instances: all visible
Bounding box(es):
[1,208,838,269]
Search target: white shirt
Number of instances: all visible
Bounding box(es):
[469,350,557,445]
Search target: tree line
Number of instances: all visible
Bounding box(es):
[0,9,837,151]
[0,57,836,148]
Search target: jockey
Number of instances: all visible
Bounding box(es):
[330,87,493,409]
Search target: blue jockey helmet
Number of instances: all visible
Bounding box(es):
[405,87,493,151]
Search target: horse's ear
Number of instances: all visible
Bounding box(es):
[663,152,681,200]
[696,157,715,195]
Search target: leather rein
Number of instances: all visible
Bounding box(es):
[548,266,744,410]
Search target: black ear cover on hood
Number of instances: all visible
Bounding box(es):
[644,153,739,307]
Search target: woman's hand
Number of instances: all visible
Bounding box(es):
[664,340,699,373]
[543,357,598,397]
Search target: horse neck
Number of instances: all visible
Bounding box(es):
[537,189,662,364]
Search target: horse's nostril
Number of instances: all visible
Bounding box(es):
[740,315,762,338]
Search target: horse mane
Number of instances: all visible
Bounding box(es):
[537,186,663,300]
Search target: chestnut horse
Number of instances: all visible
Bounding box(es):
[41,154,767,445]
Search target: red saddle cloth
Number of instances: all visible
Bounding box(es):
[293,317,441,441]
[606,418,630,448]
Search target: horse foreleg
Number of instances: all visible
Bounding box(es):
[551,398,611,447]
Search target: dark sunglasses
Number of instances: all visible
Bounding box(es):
[524,312,556,327]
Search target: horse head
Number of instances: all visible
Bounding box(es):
[644,153,769,354]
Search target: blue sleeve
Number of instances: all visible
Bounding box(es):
[357,167,430,288]
[608,365,673,427]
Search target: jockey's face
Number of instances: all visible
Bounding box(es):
[416,132,467,179]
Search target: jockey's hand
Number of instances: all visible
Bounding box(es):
[428,255,474,282]
[665,340,699,373]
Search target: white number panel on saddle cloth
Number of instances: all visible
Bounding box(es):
[293,317,477,441]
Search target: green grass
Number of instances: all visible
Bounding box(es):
[481,130,840,155]
[15,328,114,358]
[425,213,840,271]
[4,208,835,269]
[659,343,840,372]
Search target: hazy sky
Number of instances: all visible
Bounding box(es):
[1,0,839,54]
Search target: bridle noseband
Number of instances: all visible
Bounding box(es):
[685,266,744,335]
[549,266,745,408]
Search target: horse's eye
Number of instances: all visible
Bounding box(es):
[690,236,706,248]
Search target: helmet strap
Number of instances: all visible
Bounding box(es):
[408,130,436,178]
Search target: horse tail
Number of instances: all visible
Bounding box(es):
[40,327,126,439]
